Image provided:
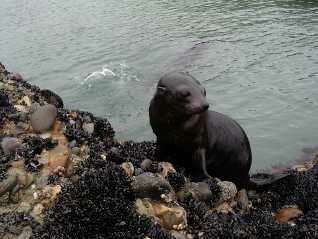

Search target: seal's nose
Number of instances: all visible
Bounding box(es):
[202,103,209,112]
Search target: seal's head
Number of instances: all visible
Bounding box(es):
[154,72,209,117]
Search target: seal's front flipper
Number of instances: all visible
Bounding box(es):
[192,148,211,181]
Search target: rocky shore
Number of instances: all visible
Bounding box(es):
[1,62,318,239]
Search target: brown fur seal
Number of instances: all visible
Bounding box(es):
[149,72,252,188]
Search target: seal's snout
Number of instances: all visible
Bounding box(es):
[202,103,209,112]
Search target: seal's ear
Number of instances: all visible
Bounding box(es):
[157,86,166,95]
[202,87,206,96]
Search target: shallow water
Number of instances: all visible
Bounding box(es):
[1,0,318,171]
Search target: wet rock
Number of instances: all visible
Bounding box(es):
[18,96,32,107]
[134,167,144,176]
[1,137,22,155]
[40,89,64,108]
[213,202,235,214]
[31,203,45,223]
[141,158,153,171]
[16,202,32,213]
[274,206,303,222]
[8,73,23,82]
[167,171,186,192]
[30,104,57,132]
[71,146,81,155]
[82,122,94,134]
[135,198,187,230]
[0,90,10,107]
[121,162,134,177]
[132,172,172,198]
[187,182,213,202]
[217,180,237,203]
[68,140,77,148]
[0,175,18,197]
[16,122,29,131]
[17,226,32,239]
[170,230,187,239]
[236,189,250,213]
[39,185,61,208]
[159,162,176,178]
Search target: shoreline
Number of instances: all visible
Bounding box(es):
[1,62,318,238]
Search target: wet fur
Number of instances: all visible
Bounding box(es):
[149,72,252,188]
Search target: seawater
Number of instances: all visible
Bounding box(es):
[1,0,318,172]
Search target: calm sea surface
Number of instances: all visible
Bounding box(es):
[1,0,318,171]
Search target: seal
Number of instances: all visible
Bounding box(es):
[149,72,252,188]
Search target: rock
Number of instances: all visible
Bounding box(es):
[39,121,70,175]
[40,185,62,208]
[274,206,303,222]
[18,96,32,107]
[236,189,250,213]
[31,203,45,223]
[8,72,23,81]
[68,140,77,148]
[121,162,134,177]
[170,230,187,239]
[82,122,94,134]
[135,198,187,230]
[30,104,57,132]
[159,162,176,178]
[0,175,18,197]
[187,182,213,202]
[131,172,172,198]
[17,202,32,213]
[140,158,153,171]
[40,89,64,108]
[0,90,10,107]
[71,146,81,155]
[134,167,143,176]
[213,202,234,214]
[16,122,30,131]
[217,181,237,203]
[14,105,29,113]
[1,137,22,155]
[17,226,32,239]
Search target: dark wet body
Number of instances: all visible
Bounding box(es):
[149,72,252,187]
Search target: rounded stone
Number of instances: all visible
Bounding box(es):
[131,172,172,198]
[30,104,57,132]
[217,181,238,202]
[1,137,22,155]
[140,158,153,171]
[82,122,94,134]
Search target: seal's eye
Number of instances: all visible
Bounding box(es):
[157,86,166,95]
